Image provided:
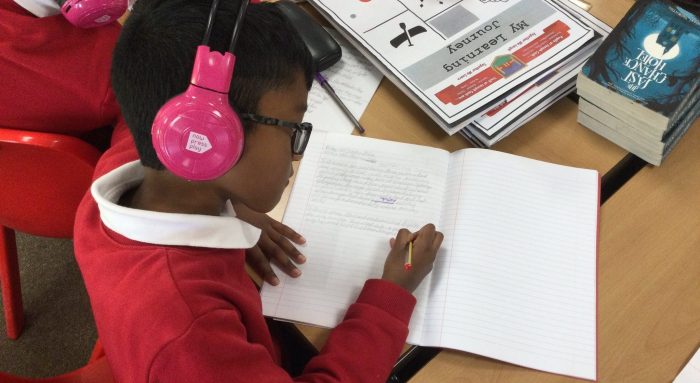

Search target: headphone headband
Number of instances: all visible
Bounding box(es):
[203,0,251,53]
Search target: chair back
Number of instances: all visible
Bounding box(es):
[0,128,101,237]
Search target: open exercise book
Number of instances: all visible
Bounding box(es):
[261,132,600,380]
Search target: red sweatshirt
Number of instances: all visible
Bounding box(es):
[0,0,121,134]
[73,122,417,382]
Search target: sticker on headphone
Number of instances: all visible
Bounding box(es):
[93,15,112,23]
[186,132,212,154]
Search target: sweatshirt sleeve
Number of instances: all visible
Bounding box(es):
[149,279,415,383]
[0,0,121,134]
[298,279,416,382]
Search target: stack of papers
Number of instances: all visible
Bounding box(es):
[308,0,609,147]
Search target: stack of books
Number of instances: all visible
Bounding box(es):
[306,0,608,147]
[576,0,700,165]
[463,0,610,146]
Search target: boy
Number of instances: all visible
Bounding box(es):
[74,0,444,382]
[0,0,122,136]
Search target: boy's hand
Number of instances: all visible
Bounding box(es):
[382,224,443,293]
[232,203,306,286]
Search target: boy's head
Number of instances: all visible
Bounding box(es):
[112,0,313,170]
[111,0,314,211]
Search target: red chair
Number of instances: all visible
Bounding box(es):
[0,128,100,340]
[0,340,114,382]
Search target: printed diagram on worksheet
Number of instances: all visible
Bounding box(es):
[314,0,593,123]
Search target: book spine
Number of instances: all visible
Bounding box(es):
[577,109,662,165]
[666,78,700,130]
[579,97,663,150]
[662,100,700,158]
[576,73,668,139]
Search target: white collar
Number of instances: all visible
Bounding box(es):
[13,0,61,17]
[91,161,261,249]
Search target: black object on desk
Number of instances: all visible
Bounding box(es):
[276,0,341,71]
[276,0,367,134]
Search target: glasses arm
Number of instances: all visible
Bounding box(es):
[202,0,251,53]
[240,113,300,130]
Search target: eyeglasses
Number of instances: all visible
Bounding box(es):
[241,113,313,156]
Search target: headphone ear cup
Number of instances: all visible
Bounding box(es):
[61,0,127,28]
[151,85,245,181]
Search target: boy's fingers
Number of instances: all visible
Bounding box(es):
[272,254,302,278]
[411,224,436,249]
[246,246,279,285]
[259,234,302,277]
[271,220,306,245]
[393,225,440,252]
[432,232,444,250]
[395,228,412,247]
[410,224,433,244]
[417,223,436,237]
[268,229,306,263]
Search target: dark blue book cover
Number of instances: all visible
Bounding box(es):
[581,0,700,118]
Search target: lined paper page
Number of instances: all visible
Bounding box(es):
[428,149,599,380]
[261,133,449,331]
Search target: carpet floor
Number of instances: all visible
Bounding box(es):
[0,231,96,378]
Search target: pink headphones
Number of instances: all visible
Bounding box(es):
[151,0,252,181]
[60,0,127,28]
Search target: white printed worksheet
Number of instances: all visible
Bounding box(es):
[310,0,593,127]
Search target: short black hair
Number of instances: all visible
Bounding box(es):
[111,0,314,169]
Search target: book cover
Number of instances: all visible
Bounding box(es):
[581,0,700,119]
